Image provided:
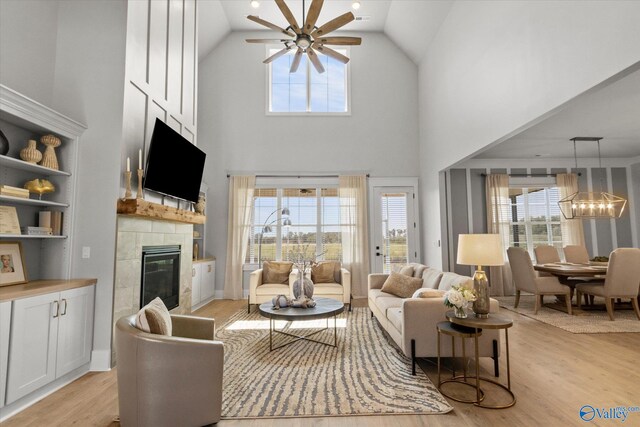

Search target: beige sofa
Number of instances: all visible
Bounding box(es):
[368,263,501,376]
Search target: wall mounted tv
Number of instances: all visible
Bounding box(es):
[143,118,206,204]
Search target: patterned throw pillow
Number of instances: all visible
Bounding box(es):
[311,261,340,283]
[399,265,414,276]
[135,297,172,335]
[381,272,424,298]
[263,261,293,284]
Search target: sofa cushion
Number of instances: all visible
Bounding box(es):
[386,308,403,333]
[135,297,172,336]
[412,288,446,299]
[399,265,414,276]
[313,282,343,295]
[263,261,293,285]
[368,289,391,302]
[311,261,340,283]
[438,272,473,291]
[255,283,290,295]
[374,296,404,315]
[381,272,424,298]
[413,265,428,278]
[422,268,444,289]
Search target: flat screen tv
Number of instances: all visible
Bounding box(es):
[143,118,206,203]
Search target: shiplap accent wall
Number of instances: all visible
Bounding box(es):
[122,0,198,194]
[442,164,638,275]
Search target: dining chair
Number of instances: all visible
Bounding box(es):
[507,247,572,315]
[534,245,561,277]
[563,245,590,264]
[576,248,640,321]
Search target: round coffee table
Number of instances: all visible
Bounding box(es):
[258,297,344,351]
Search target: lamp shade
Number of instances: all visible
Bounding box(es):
[457,234,504,267]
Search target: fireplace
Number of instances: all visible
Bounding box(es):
[141,245,181,310]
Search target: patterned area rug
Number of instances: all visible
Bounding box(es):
[496,295,640,333]
[216,307,453,419]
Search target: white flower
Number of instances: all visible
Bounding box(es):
[444,284,477,308]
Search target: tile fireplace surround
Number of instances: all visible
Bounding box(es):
[111,216,193,365]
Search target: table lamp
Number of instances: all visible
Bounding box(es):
[456,234,505,318]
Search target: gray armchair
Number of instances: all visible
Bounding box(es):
[115,314,224,427]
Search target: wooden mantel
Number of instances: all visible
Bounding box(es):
[117,198,205,224]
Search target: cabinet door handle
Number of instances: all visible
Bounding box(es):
[61,299,68,316]
[53,300,59,318]
[208,265,212,273]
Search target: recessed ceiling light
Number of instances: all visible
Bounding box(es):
[250,0,260,9]
[352,1,361,11]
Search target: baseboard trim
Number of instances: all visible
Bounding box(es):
[90,350,111,372]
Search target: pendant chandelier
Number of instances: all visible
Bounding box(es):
[558,137,627,219]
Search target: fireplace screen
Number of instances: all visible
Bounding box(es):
[141,245,181,310]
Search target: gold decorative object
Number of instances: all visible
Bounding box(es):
[24,178,55,200]
[19,140,42,164]
[195,195,206,215]
[136,169,144,199]
[40,134,61,170]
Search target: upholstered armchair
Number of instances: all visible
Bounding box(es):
[534,245,561,277]
[308,261,352,308]
[248,261,295,313]
[115,314,224,427]
[576,248,640,320]
[507,247,573,315]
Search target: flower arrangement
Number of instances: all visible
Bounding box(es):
[443,284,477,318]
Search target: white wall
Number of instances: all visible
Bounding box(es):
[418,1,640,268]
[0,0,59,106]
[52,0,128,370]
[198,31,419,294]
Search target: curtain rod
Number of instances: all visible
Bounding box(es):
[226,174,370,178]
[480,173,581,177]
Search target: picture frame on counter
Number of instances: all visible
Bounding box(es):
[0,241,28,286]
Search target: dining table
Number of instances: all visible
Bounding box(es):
[533,262,608,311]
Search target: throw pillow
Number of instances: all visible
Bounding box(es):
[412,288,446,299]
[135,297,172,335]
[263,261,293,284]
[399,265,414,277]
[311,261,339,283]
[381,272,423,299]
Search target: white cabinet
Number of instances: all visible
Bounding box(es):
[5,286,95,404]
[0,301,11,409]
[191,260,215,310]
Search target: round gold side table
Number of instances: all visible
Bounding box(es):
[437,321,486,404]
[445,311,516,409]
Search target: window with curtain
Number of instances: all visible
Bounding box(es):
[245,187,347,263]
[507,186,563,252]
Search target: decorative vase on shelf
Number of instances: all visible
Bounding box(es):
[293,270,314,299]
[195,195,206,215]
[19,140,42,164]
[454,306,467,319]
[0,129,9,155]
[40,134,61,170]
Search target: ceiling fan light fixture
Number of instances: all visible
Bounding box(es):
[296,35,312,49]
[352,1,361,10]
[250,0,260,8]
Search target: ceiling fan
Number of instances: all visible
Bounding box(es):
[245,0,362,74]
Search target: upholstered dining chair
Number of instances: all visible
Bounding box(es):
[115,314,224,427]
[248,261,295,313]
[534,245,561,277]
[563,245,590,264]
[507,247,573,315]
[576,248,640,321]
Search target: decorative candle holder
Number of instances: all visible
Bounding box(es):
[40,134,61,170]
[124,171,132,199]
[136,169,144,199]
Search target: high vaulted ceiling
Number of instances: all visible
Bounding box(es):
[198,0,454,63]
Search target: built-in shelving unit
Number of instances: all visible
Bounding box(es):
[0,84,86,281]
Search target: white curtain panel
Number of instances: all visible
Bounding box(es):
[485,174,514,296]
[556,173,586,247]
[339,175,370,298]
[224,176,256,300]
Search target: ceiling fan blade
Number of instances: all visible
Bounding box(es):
[315,36,362,46]
[311,12,355,37]
[275,0,301,34]
[303,0,324,34]
[290,48,303,73]
[313,44,350,64]
[307,48,325,74]
[247,15,295,37]
[246,39,293,44]
[263,47,291,64]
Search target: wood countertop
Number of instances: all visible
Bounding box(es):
[193,257,215,264]
[0,278,97,301]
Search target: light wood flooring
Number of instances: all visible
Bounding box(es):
[4,299,640,427]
